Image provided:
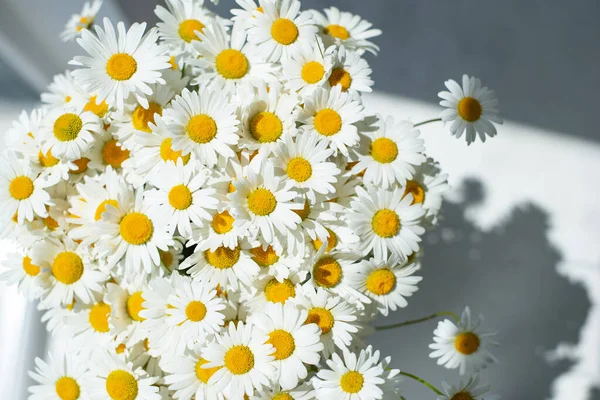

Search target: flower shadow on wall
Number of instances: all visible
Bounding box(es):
[373,178,589,399]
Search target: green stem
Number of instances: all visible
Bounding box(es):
[414,117,442,127]
[375,311,459,331]
[399,371,443,396]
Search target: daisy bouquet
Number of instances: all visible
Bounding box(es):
[1,0,504,399]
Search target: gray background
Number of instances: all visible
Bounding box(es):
[0,0,598,398]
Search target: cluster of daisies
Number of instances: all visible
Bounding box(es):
[0,0,504,399]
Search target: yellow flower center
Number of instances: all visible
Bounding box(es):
[457,97,482,122]
[95,199,119,221]
[313,257,342,288]
[286,157,312,182]
[301,61,325,84]
[216,49,249,79]
[55,376,80,400]
[371,209,400,238]
[314,108,342,136]
[451,392,474,400]
[204,246,241,269]
[89,302,111,333]
[187,114,217,144]
[105,370,138,400]
[84,95,109,118]
[325,24,350,40]
[9,176,34,200]
[126,291,145,322]
[312,228,338,252]
[106,53,137,81]
[454,332,480,355]
[38,149,60,167]
[267,329,295,360]
[179,19,205,42]
[247,188,277,216]
[271,18,299,45]
[119,212,154,245]
[22,256,41,276]
[403,180,425,204]
[102,139,130,168]
[160,138,191,164]
[65,96,72,103]
[371,137,398,164]
[292,199,310,220]
[264,278,295,303]
[185,300,207,322]
[250,112,283,143]
[195,358,221,384]
[212,210,235,234]
[168,56,178,70]
[71,158,89,174]
[224,345,254,375]
[53,113,83,142]
[115,343,126,354]
[365,268,396,295]
[305,307,334,334]
[168,184,193,210]
[340,371,364,394]
[43,215,59,230]
[250,245,279,267]
[328,68,352,92]
[132,102,162,133]
[52,252,84,284]
[272,394,293,400]
[228,181,236,193]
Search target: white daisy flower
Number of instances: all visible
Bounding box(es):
[281,37,333,96]
[71,18,170,111]
[429,307,499,375]
[152,272,225,352]
[93,188,174,277]
[437,375,500,400]
[273,132,340,202]
[247,0,318,62]
[125,114,195,185]
[41,71,87,110]
[243,270,304,312]
[229,161,302,245]
[61,0,103,42]
[438,74,503,145]
[403,158,450,226]
[110,83,175,150]
[20,134,78,184]
[67,168,129,243]
[312,7,381,55]
[313,345,399,400]
[305,252,369,307]
[31,237,107,307]
[163,88,239,167]
[201,322,275,399]
[352,255,422,316]
[180,242,260,291]
[155,0,215,54]
[231,0,261,29]
[105,277,149,346]
[87,350,161,400]
[238,82,299,165]
[160,344,224,400]
[138,276,178,357]
[251,302,323,389]
[39,105,101,161]
[85,131,131,174]
[294,287,360,357]
[306,219,359,256]
[158,239,185,273]
[65,298,120,357]
[243,242,303,282]
[5,108,46,154]
[352,116,426,188]
[28,352,90,400]
[191,21,278,95]
[347,186,426,261]
[0,248,47,300]
[190,207,247,252]
[325,45,373,93]
[145,159,219,238]
[298,86,364,156]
